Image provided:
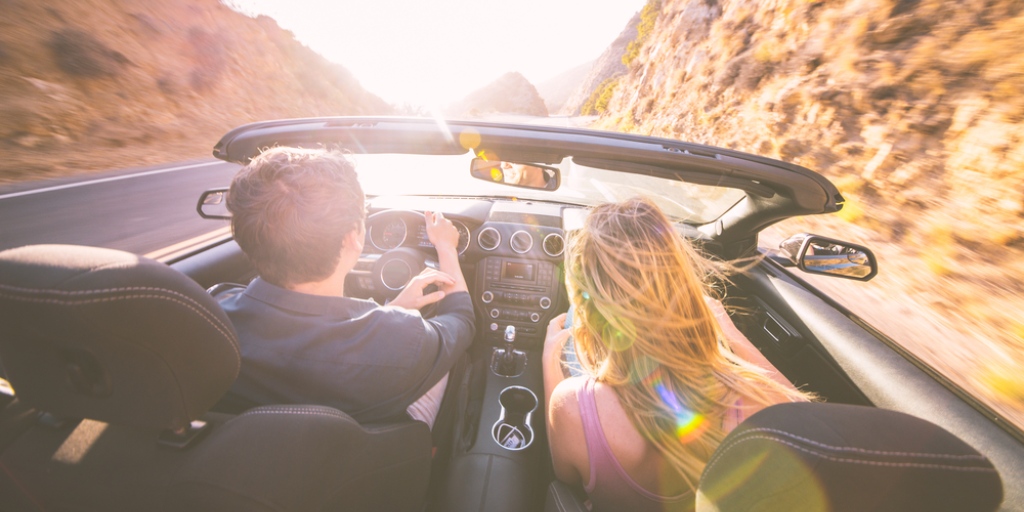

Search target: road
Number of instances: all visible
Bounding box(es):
[0,116,588,257]
[0,159,239,257]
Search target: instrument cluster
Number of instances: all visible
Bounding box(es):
[367,214,471,255]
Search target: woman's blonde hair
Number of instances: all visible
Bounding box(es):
[565,197,810,491]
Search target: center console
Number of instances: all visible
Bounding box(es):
[476,256,561,348]
[437,255,564,511]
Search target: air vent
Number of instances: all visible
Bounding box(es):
[510,231,533,254]
[478,227,501,251]
[542,233,565,257]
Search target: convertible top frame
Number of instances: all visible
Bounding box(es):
[212,117,844,248]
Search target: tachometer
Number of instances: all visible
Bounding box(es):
[453,221,471,255]
[370,219,407,251]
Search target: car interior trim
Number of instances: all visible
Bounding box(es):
[478,227,501,251]
[760,255,1024,447]
[747,258,1024,510]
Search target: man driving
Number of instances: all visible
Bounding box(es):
[219,147,474,428]
[500,161,550,188]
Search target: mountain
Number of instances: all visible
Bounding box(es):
[594,0,1024,416]
[0,0,392,182]
[559,11,641,116]
[535,61,593,114]
[447,72,548,118]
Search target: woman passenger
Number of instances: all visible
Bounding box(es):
[543,197,812,511]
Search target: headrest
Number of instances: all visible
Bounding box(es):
[0,245,240,430]
[697,402,1002,512]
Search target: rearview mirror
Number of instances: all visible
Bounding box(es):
[470,158,560,191]
[778,233,878,281]
[197,188,231,220]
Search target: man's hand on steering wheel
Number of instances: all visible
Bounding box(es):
[424,210,468,294]
[389,268,455,311]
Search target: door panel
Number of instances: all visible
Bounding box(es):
[740,259,1024,511]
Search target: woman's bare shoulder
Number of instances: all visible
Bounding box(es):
[550,376,586,418]
[548,376,589,485]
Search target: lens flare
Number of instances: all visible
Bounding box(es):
[626,354,659,384]
[602,316,636,351]
[644,369,709,444]
[459,129,481,150]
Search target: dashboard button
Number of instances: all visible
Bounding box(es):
[539,297,551,309]
[482,291,494,303]
[530,312,541,323]
[490,308,500,319]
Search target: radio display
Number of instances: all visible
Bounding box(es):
[503,262,535,281]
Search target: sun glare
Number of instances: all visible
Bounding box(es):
[228,0,648,106]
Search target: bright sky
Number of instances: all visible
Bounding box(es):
[228,0,647,108]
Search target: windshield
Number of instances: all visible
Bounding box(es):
[353,153,746,224]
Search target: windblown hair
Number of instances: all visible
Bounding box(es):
[564,197,810,491]
[228,147,364,288]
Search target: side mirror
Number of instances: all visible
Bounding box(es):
[470,158,560,191]
[197,188,231,220]
[778,233,878,281]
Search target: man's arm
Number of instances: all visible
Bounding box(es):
[392,211,473,411]
[424,211,468,294]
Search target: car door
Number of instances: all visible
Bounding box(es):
[731,254,1024,511]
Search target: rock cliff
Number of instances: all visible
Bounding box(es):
[559,11,641,116]
[595,0,1024,421]
[0,0,391,182]
[447,72,548,118]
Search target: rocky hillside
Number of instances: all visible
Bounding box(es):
[447,72,548,118]
[535,61,593,114]
[559,11,641,116]
[595,0,1024,420]
[0,0,391,183]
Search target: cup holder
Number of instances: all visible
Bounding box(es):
[492,386,538,451]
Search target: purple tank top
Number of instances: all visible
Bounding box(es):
[576,378,744,512]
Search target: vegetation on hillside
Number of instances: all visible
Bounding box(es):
[580,77,620,116]
[622,0,661,67]
[0,0,391,183]
[594,0,1024,426]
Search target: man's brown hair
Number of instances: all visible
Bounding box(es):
[227,147,364,288]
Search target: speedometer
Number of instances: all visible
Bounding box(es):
[370,219,407,251]
[453,221,471,255]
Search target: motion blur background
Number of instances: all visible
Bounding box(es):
[1,0,1022,430]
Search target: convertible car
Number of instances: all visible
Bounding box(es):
[0,117,1018,511]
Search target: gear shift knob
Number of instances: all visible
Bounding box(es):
[503,326,516,369]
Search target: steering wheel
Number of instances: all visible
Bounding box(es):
[366,210,441,316]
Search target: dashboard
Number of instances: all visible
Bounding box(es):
[349,196,575,349]
[348,195,720,350]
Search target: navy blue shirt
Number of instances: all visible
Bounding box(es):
[220,277,475,423]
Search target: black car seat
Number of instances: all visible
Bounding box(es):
[696,402,1003,512]
[543,402,1003,512]
[0,244,432,511]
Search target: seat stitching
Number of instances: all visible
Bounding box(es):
[703,435,998,478]
[244,406,345,413]
[0,292,240,373]
[0,283,236,343]
[241,407,350,417]
[242,410,346,419]
[240,409,360,426]
[551,486,568,512]
[740,427,988,460]
[243,406,346,414]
